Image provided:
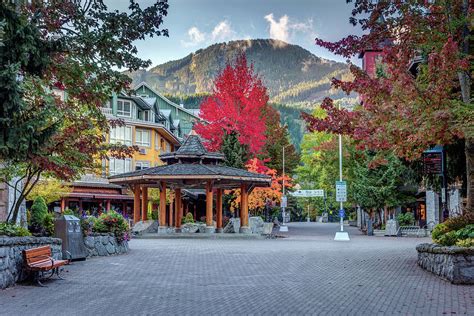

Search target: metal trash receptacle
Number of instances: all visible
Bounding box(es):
[54,215,87,260]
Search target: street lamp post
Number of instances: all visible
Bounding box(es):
[280,145,288,232]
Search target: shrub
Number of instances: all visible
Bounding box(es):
[0,223,31,237]
[431,223,449,241]
[432,214,474,247]
[80,216,96,236]
[456,238,474,248]
[42,213,55,237]
[30,196,48,227]
[396,212,414,226]
[93,211,130,242]
[182,212,194,224]
[148,209,158,221]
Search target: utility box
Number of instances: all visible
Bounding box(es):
[54,215,87,261]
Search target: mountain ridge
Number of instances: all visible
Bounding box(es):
[127,39,350,105]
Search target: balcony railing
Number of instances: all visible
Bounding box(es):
[100,107,113,115]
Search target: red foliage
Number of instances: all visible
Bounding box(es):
[194,54,269,154]
[305,1,471,160]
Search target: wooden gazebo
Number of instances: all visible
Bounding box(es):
[109,135,271,233]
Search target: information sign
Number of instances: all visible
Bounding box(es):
[335,181,347,202]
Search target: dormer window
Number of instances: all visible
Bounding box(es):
[139,110,151,122]
[117,99,131,117]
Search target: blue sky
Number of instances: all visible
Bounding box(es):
[110,0,363,67]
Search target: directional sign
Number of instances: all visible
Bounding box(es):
[335,181,347,202]
[291,190,324,197]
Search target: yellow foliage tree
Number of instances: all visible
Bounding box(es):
[228,158,292,213]
[27,179,72,205]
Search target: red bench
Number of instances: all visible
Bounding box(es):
[23,245,69,286]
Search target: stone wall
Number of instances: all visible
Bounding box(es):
[0,236,62,289]
[416,243,474,284]
[83,233,129,257]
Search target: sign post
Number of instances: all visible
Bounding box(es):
[334,117,350,241]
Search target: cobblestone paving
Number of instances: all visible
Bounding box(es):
[1,223,473,315]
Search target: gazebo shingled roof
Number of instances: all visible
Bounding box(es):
[109,135,270,188]
[108,135,271,234]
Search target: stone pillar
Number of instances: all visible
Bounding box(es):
[158,181,167,234]
[239,183,250,234]
[175,188,182,232]
[426,190,440,230]
[141,187,148,221]
[216,188,223,233]
[133,185,141,224]
[205,181,215,233]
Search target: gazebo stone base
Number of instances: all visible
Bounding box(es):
[205,226,216,234]
[158,226,169,234]
[239,226,252,234]
[216,228,223,233]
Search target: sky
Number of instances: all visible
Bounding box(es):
[110,0,364,68]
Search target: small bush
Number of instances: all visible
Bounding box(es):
[42,213,55,236]
[182,212,194,224]
[80,216,96,236]
[93,211,130,242]
[432,214,474,247]
[456,238,474,248]
[0,223,31,237]
[396,212,415,226]
[148,209,158,221]
[30,197,48,227]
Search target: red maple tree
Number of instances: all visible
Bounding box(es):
[303,1,473,209]
[195,54,269,155]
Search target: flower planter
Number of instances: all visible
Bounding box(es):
[416,243,474,284]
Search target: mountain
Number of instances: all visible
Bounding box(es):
[128,39,350,105]
[127,39,355,149]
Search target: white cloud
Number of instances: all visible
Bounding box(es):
[264,14,317,46]
[211,20,235,41]
[264,13,289,43]
[181,26,206,47]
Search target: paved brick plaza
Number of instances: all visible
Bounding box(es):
[1,223,473,315]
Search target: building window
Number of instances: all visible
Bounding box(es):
[155,131,160,150]
[139,110,151,122]
[109,158,131,176]
[117,99,132,117]
[135,161,150,171]
[110,126,132,146]
[135,129,150,147]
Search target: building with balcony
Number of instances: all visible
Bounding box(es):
[58,88,202,218]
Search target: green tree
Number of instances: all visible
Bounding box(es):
[29,197,48,228]
[260,105,299,176]
[0,1,169,223]
[221,132,249,169]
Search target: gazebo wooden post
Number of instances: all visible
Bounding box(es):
[141,187,148,221]
[216,188,223,233]
[158,181,168,234]
[169,197,174,227]
[205,181,215,233]
[175,188,182,232]
[106,200,111,212]
[133,185,141,224]
[240,183,251,234]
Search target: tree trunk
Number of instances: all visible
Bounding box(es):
[466,138,474,212]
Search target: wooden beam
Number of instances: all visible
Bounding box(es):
[141,187,148,221]
[159,181,167,227]
[216,188,223,232]
[133,185,141,224]
[175,188,182,230]
[240,183,249,229]
[206,181,213,227]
